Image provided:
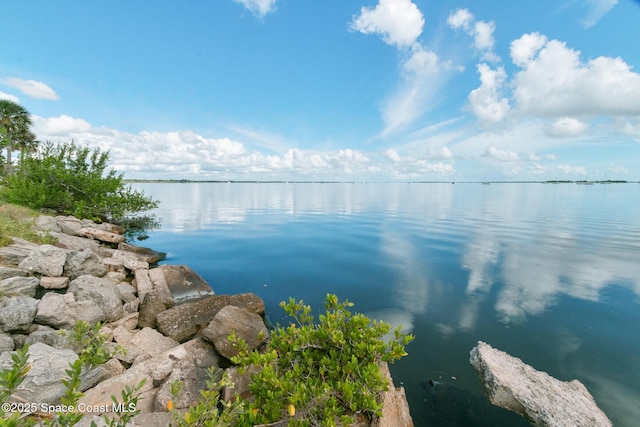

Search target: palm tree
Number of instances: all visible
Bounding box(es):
[0,99,34,175]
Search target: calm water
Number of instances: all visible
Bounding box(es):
[132,182,640,426]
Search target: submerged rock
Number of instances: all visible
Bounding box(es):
[470,341,612,427]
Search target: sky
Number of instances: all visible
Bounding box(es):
[2,0,640,181]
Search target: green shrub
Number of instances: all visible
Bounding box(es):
[230,294,414,426]
[1,141,157,222]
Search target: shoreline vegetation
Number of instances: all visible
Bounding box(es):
[0,205,415,427]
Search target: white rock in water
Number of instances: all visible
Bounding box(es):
[470,341,612,427]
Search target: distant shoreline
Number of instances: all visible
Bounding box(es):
[126,179,635,184]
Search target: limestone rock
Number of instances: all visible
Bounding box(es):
[0,333,14,352]
[80,227,126,244]
[153,338,219,411]
[35,215,61,233]
[0,237,39,266]
[202,305,268,360]
[118,242,166,264]
[469,341,612,427]
[148,267,173,308]
[0,295,38,332]
[0,276,39,297]
[35,292,104,329]
[117,283,137,303]
[138,292,166,329]
[0,342,107,405]
[25,329,72,350]
[69,275,124,322]
[55,215,85,236]
[155,264,214,305]
[156,293,265,343]
[129,327,180,360]
[133,269,153,304]
[40,276,70,289]
[78,338,217,415]
[0,266,29,280]
[50,231,102,252]
[64,249,108,280]
[18,244,67,276]
[373,363,414,427]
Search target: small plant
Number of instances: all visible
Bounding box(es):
[45,359,85,427]
[60,320,115,368]
[168,368,244,427]
[231,294,414,426]
[0,344,36,427]
[94,378,146,427]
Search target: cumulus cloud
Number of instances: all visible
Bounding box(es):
[483,145,519,162]
[581,0,618,28]
[427,146,453,159]
[33,115,92,135]
[0,78,58,100]
[349,0,424,48]
[447,8,499,62]
[510,34,640,117]
[34,115,447,180]
[545,117,588,138]
[0,91,20,103]
[232,0,277,18]
[468,64,510,124]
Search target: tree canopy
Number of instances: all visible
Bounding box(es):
[0,99,35,175]
[1,141,158,222]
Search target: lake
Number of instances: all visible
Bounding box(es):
[132,182,640,426]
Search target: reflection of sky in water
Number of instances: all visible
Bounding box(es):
[134,182,640,426]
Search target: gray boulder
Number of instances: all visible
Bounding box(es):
[80,227,125,244]
[156,293,265,343]
[64,249,108,280]
[0,296,38,332]
[0,238,39,266]
[18,244,67,276]
[155,264,214,305]
[35,215,61,233]
[69,275,124,322]
[138,292,166,329]
[129,327,180,361]
[470,341,612,427]
[0,333,14,352]
[25,329,72,350]
[50,231,102,252]
[40,276,69,290]
[0,276,39,297]
[118,242,166,264]
[201,305,268,360]
[0,266,29,280]
[153,338,219,411]
[35,292,104,329]
[0,342,107,405]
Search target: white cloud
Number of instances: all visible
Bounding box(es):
[427,146,453,159]
[1,78,58,100]
[468,64,510,124]
[33,115,92,135]
[557,164,587,176]
[581,0,618,28]
[510,32,548,68]
[511,34,640,117]
[382,44,448,135]
[349,0,424,48]
[483,145,519,162]
[0,91,20,103]
[447,8,499,62]
[545,117,588,138]
[232,0,277,18]
[447,8,473,31]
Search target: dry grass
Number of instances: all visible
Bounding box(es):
[0,203,54,247]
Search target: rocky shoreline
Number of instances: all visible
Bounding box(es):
[0,215,413,426]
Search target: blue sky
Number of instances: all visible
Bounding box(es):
[2,0,640,181]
